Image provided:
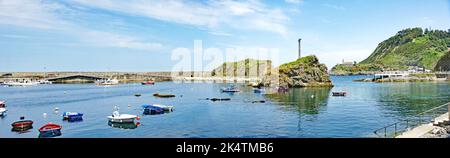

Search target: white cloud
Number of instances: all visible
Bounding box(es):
[71,0,290,35]
[285,0,303,5]
[82,30,162,50]
[0,34,30,39]
[0,0,66,29]
[208,31,233,37]
[0,0,162,51]
[323,3,346,11]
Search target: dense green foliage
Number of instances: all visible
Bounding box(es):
[360,28,450,70]
[332,28,450,74]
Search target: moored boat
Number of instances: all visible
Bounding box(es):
[62,112,83,122]
[221,85,240,93]
[207,98,231,102]
[11,117,33,130]
[142,105,165,115]
[95,79,119,86]
[145,104,174,112]
[107,111,137,123]
[0,101,6,116]
[134,93,142,97]
[38,123,62,138]
[39,80,53,84]
[141,81,155,85]
[153,93,176,98]
[332,92,347,97]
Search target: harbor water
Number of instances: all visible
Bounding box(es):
[1,75,450,138]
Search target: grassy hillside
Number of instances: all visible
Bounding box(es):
[332,28,450,74]
[360,28,450,70]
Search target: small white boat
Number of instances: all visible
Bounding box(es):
[3,80,39,86]
[39,80,53,84]
[152,104,174,112]
[96,79,119,86]
[107,111,137,123]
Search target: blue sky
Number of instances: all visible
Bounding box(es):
[1,0,449,72]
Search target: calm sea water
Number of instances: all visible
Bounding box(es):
[1,75,450,138]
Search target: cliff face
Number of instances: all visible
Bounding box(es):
[263,55,333,88]
[434,50,450,71]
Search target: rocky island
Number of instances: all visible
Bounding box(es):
[208,55,334,88]
[263,55,333,88]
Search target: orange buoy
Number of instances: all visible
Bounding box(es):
[136,116,141,120]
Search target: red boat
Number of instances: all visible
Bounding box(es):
[39,123,62,133]
[141,81,155,85]
[11,120,33,129]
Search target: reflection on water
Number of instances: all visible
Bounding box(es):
[38,130,62,138]
[108,121,139,129]
[11,126,33,134]
[266,88,331,115]
[2,77,450,138]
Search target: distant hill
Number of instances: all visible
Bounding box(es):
[332,28,450,75]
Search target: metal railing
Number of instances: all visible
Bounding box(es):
[374,102,450,138]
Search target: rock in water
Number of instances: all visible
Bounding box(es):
[263,55,333,88]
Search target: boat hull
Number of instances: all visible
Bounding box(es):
[62,113,83,122]
[143,108,164,115]
[108,118,136,123]
[108,122,138,129]
[153,93,176,98]
[0,108,6,116]
[332,92,347,97]
[38,123,62,138]
[11,120,34,129]
[39,129,62,138]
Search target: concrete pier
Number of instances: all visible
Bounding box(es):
[396,113,449,138]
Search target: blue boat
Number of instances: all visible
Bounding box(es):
[142,105,164,115]
[62,112,83,122]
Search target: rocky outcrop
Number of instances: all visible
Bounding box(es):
[263,55,333,88]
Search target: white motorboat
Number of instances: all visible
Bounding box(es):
[107,111,137,123]
[152,104,174,112]
[96,79,119,86]
[0,101,6,116]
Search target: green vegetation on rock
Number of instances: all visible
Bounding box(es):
[263,55,333,88]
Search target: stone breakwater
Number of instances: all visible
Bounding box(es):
[0,72,185,83]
